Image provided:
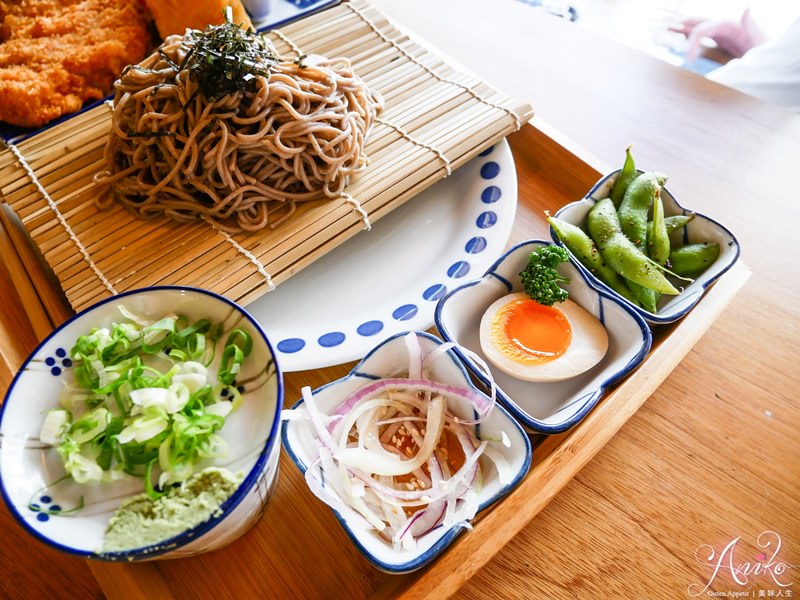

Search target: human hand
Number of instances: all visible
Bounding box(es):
[669,8,770,62]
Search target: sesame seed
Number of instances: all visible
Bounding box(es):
[391,435,397,445]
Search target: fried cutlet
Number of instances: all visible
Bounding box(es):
[0,0,154,128]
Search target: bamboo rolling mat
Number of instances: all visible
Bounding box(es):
[0,0,532,313]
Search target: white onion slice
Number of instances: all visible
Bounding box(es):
[293,334,511,550]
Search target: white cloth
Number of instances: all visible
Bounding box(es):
[708,18,800,112]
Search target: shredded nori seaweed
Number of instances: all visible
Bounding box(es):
[180,15,278,102]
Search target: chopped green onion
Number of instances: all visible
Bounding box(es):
[144,459,165,500]
[57,439,103,483]
[96,416,124,471]
[69,407,109,444]
[40,410,70,445]
[225,329,253,356]
[141,317,177,354]
[218,345,243,385]
[41,305,253,496]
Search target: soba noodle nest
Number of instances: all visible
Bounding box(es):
[94,21,383,233]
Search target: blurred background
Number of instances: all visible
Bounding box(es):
[519,0,800,75]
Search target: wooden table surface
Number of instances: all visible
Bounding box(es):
[2,1,799,598]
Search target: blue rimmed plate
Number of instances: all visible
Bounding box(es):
[552,170,741,325]
[281,330,532,573]
[434,240,652,434]
[251,141,517,371]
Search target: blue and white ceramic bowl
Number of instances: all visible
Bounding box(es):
[435,240,651,434]
[0,287,283,561]
[281,330,532,573]
[552,170,741,325]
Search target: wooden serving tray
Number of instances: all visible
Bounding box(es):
[0,121,749,599]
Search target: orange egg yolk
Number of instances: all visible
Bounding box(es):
[489,297,572,365]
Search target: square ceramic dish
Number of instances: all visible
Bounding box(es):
[552,170,740,325]
[434,240,651,434]
[0,287,283,561]
[281,330,532,573]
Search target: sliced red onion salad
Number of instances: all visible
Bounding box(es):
[287,333,513,551]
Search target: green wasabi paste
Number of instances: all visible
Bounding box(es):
[103,467,243,552]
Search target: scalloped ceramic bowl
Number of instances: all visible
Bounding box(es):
[0,286,283,561]
[434,240,651,434]
[281,330,532,573]
[552,169,740,325]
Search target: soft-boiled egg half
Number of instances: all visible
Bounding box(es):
[479,293,608,382]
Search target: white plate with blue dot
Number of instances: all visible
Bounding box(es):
[248,139,518,372]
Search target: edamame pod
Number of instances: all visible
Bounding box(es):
[618,171,667,250]
[665,214,695,235]
[587,198,680,295]
[648,192,670,265]
[648,214,696,241]
[609,145,637,208]
[627,281,659,312]
[547,214,637,304]
[669,243,720,277]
